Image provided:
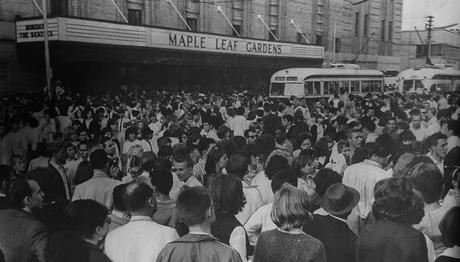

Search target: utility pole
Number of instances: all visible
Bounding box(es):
[42,0,52,102]
[425,15,434,65]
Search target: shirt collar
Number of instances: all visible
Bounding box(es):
[427,152,443,165]
[440,245,460,259]
[362,159,383,169]
[93,169,108,178]
[130,215,152,222]
[112,210,130,221]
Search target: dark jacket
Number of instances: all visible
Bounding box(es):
[84,242,111,262]
[303,214,357,262]
[156,233,242,262]
[262,113,281,136]
[357,220,429,262]
[0,196,11,210]
[0,209,48,262]
[211,213,252,257]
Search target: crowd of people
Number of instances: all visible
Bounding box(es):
[0,87,459,262]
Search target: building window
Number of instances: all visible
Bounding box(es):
[364,14,369,37]
[128,9,142,25]
[232,0,243,35]
[232,24,241,37]
[186,17,198,31]
[269,30,278,41]
[335,38,341,52]
[416,45,427,58]
[50,0,68,16]
[388,21,393,40]
[316,34,322,45]
[355,12,360,36]
[269,0,279,40]
[381,20,385,40]
[297,33,306,43]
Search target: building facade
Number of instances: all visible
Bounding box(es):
[400,29,460,70]
[321,0,403,71]
[0,0,402,94]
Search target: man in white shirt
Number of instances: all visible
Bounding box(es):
[72,149,121,209]
[229,107,249,137]
[426,132,448,176]
[200,120,220,142]
[343,135,394,230]
[105,181,179,262]
[425,108,441,136]
[173,156,203,187]
[410,112,429,142]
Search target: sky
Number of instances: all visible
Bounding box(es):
[402,0,460,31]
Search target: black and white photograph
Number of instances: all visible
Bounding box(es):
[0,0,459,261]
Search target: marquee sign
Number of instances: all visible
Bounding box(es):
[16,17,324,59]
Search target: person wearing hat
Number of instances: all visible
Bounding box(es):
[303,183,360,262]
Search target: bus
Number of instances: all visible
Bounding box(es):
[396,65,460,94]
[269,67,384,98]
[383,70,399,87]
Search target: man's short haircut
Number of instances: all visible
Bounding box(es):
[271,168,298,193]
[176,186,212,226]
[112,183,128,212]
[173,155,194,169]
[409,162,443,204]
[266,155,289,180]
[89,149,108,170]
[197,137,215,154]
[446,120,460,136]
[64,199,108,239]
[150,168,173,196]
[226,154,249,179]
[346,127,363,138]
[314,168,342,197]
[7,178,34,209]
[399,130,416,142]
[426,132,447,149]
[125,127,137,138]
[244,128,257,138]
[122,181,153,212]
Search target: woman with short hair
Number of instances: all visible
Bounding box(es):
[253,184,326,262]
[357,177,428,262]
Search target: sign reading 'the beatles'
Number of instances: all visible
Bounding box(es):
[16,18,324,59]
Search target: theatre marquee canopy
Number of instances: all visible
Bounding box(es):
[16,17,324,60]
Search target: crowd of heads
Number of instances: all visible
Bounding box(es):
[0,87,460,262]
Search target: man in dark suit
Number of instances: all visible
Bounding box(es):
[303,183,360,262]
[262,103,281,137]
[0,178,47,262]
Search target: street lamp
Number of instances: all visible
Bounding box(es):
[332,0,369,63]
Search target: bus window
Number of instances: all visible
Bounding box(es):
[270,83,285,96]
[403,80,413,92]
[414,80,424,90]
[339,81,349,94]
[369,80,382,92]
[305,81,320,95]
[362,81,370,93]
[314,82,321,95]
[430,84,437,92]
[323,81,329,94]
[350,81,359,93]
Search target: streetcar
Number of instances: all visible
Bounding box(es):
[396,65,460,94]
[269,66,384,98]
